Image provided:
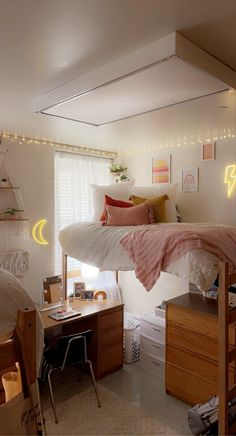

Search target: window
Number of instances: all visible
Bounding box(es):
[54,151,111,274]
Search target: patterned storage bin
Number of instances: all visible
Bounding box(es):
[123,313,140,363]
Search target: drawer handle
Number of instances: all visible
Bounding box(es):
[152,327,161,332]
[152,360,160,366]
[152,344,160,349]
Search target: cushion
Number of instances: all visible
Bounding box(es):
[91,180,134,222]
[100,195,133,222]
[131,194,168,223]
[106,202,155,226]
[130,183,178,222]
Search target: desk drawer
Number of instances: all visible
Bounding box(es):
[140,319,165,343]
[141,334,165,360]
[100,342,123,375]
[100,325,123,348]
[100,308,123,330]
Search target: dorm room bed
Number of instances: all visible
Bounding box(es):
[59,221,236,296]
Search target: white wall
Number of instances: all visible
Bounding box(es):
[0,90,235,311]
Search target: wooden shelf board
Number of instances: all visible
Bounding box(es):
[0,187,20,190]
[0,219,28,222]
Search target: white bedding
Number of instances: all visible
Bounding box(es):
[59,222,220,291]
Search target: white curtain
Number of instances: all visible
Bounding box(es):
[54,151,111,274]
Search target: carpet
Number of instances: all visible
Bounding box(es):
[42,373,180,435]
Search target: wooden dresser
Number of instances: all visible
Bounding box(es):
[166,293,235,405]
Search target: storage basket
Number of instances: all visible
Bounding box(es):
[123,313,140,363]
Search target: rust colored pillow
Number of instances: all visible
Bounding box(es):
[130,194,168,223]
[100,195,133,222]
[106,202,155,226]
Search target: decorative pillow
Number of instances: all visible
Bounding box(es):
[131,194,168,223]
[106,202,155,226]
[100,195,133,222]
[91,181,134,222]
[130,183,178,222]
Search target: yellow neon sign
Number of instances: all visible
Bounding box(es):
[224,164,236,198]
[32,219,48,245]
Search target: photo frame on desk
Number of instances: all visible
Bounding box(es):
[80,290,94,300]
[74,282,86,298]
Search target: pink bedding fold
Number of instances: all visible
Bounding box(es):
[121,223,236,291]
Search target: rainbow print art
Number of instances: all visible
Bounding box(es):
[152,155,170,184]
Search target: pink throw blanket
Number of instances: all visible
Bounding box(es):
[121,223,236,291]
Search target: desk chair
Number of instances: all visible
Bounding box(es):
[43,329,101,423]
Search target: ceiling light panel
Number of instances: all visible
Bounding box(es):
[36,33,235,126]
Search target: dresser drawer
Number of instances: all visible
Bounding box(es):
[140,351,165,378]
[167,344,235,385]
[166,363,217,405]
[167,324,218,361]
[140,319,165,344]
[167,304,217,338]
[100,308,123,330]
[141,334,165,360]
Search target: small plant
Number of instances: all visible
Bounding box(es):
[4,208,23,217]
[109,163,127,174]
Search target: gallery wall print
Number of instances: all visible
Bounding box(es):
[182,168,198,192]
[202,142,215,161]
[152,154,171,183]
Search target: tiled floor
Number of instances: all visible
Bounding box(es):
[41,362,191,435]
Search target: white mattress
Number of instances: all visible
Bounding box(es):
[59,222,220,291]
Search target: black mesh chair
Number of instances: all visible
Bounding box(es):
[43,329,101,423]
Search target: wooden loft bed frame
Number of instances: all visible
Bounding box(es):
[0,309,39,434]
[218,262,236,436]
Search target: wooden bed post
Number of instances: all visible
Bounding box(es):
[62,252,68,299]
[218,263,236,436]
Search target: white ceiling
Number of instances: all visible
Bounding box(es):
[0,0,236,148]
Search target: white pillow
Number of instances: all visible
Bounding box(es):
[130,183,178,222]
[91,180,134,222]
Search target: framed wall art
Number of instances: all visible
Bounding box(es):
[182,168,198,192]
[152,154,171,183]
[202,142,215,161]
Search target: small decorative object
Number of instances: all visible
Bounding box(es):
[74,281,86,298]
[182,168,198,192]
[202,143,215,161]
[109,163,128,183]
[3,207,23,219]
[94,290,107,300]
[80,290,94,300]
[224,164,236,198]
[152,154,171,183]
[109,163,127,175]
[0,177,10,187]
[32,218,48,245]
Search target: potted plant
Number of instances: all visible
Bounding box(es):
[3,208,24,219]
[109,163,127,176]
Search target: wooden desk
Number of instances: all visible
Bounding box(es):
[41,299,124,380]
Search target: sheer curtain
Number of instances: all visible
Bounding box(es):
[54,151,111,274]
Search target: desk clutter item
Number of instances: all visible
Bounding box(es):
[140,313,165,378]
[48,309,81,321]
